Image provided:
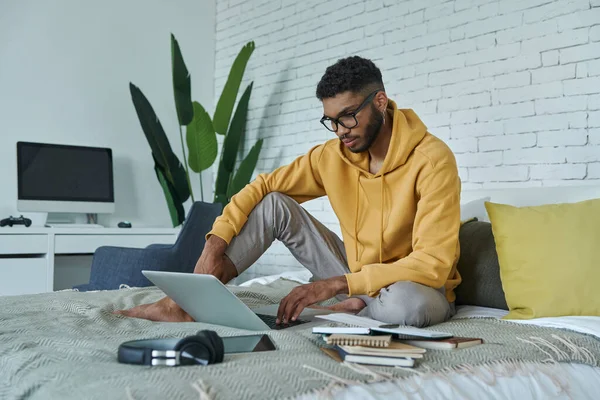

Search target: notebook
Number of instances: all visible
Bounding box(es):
[370,325,453,339]
[325,334,392,347]
[403,337,483,350]
[334,346,415,367]
[338,345,425,359]
[315,313,453,339]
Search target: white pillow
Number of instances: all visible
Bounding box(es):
[460,197,491,222]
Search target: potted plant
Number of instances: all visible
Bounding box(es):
[130,36,262,226]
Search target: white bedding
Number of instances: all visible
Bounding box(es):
[333,363,600,400]
[238,270,313,287]
[241,273,600,400]
[455,306,600,340]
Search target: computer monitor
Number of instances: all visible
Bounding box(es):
[16,141,115,214]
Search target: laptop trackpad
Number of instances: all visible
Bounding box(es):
[252,304,334,321]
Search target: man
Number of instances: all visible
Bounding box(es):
[117,56,462,328]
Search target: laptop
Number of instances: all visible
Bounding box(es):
[142,270,333,331]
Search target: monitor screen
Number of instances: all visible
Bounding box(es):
[17,142,114,203]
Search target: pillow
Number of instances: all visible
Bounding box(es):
[485,199,600,319]
[460,197,491,222]
[454,220,508,310]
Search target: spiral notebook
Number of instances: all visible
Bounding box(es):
[338,345,425,359]
[324,334,392,347]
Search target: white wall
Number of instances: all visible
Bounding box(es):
[215,0,600,276]
[0,0,216,227]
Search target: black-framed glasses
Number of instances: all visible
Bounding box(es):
[320,89,382,132]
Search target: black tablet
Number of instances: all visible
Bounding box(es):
[222,334,276,354]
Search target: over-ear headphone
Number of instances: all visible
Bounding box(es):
[118,330,224,366]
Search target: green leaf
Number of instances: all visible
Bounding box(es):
[214,82,253,203]
[214,159,230,206]
[129,83,190,203]
[213,41,255,135]
[171,34,193,126]
[152,153,190,204]
[155,164,185,227]
[186,102,218,173]
[227,139,263,200]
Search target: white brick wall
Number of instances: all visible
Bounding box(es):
[215,0,600,276]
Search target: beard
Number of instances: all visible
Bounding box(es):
[349,104,384,153]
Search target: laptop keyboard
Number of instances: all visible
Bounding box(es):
[256,314,308,330]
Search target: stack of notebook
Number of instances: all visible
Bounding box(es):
[320,333,426,367]
[314,313,483,368]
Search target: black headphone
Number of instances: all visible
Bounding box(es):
[118,330,224,366]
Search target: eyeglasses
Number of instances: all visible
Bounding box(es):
[320,90,382,133]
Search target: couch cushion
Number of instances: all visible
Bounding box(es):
[455,220,508,310]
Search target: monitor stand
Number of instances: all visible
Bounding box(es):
[45,223,105,228]
[45,213,105,228]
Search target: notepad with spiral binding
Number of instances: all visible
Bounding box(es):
[324,334,392,347]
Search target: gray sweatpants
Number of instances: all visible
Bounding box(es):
[225,193,455,327]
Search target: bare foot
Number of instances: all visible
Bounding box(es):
[113,296,194,322]
[311,298,366,314]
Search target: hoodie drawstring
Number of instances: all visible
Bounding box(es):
[354,171,360,262]
[380,174,384,264]
[354,171,385,264]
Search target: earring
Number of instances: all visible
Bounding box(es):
[382,111,386,125]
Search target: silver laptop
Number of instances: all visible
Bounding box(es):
[142,270,332,331]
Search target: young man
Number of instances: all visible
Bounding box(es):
[117,56,462,328]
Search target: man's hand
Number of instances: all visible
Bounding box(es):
[113,296,193,322]
[276,276,348,324]
[114,235,237,322]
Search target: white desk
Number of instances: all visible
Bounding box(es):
[0,227,179,296]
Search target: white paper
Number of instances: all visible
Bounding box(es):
[312,326,371,335]
[314,313,386,327]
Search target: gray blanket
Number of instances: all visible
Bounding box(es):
[1,279,599,400]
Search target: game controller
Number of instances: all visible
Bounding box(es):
[0,215,32,227]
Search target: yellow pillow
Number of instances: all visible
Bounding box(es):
[485,199,600,320]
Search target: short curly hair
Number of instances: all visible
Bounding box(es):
[316,56,384,100]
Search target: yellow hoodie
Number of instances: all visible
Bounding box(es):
[208,100,462,301]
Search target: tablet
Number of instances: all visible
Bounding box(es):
[222,334,276,354]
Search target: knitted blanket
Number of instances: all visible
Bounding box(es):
[1,279,599,400]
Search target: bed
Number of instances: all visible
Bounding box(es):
[2,186,600,399]
[1,272,599,400]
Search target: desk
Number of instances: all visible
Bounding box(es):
[0,227,179,296]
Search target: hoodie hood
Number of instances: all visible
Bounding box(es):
[335,100,428,176]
